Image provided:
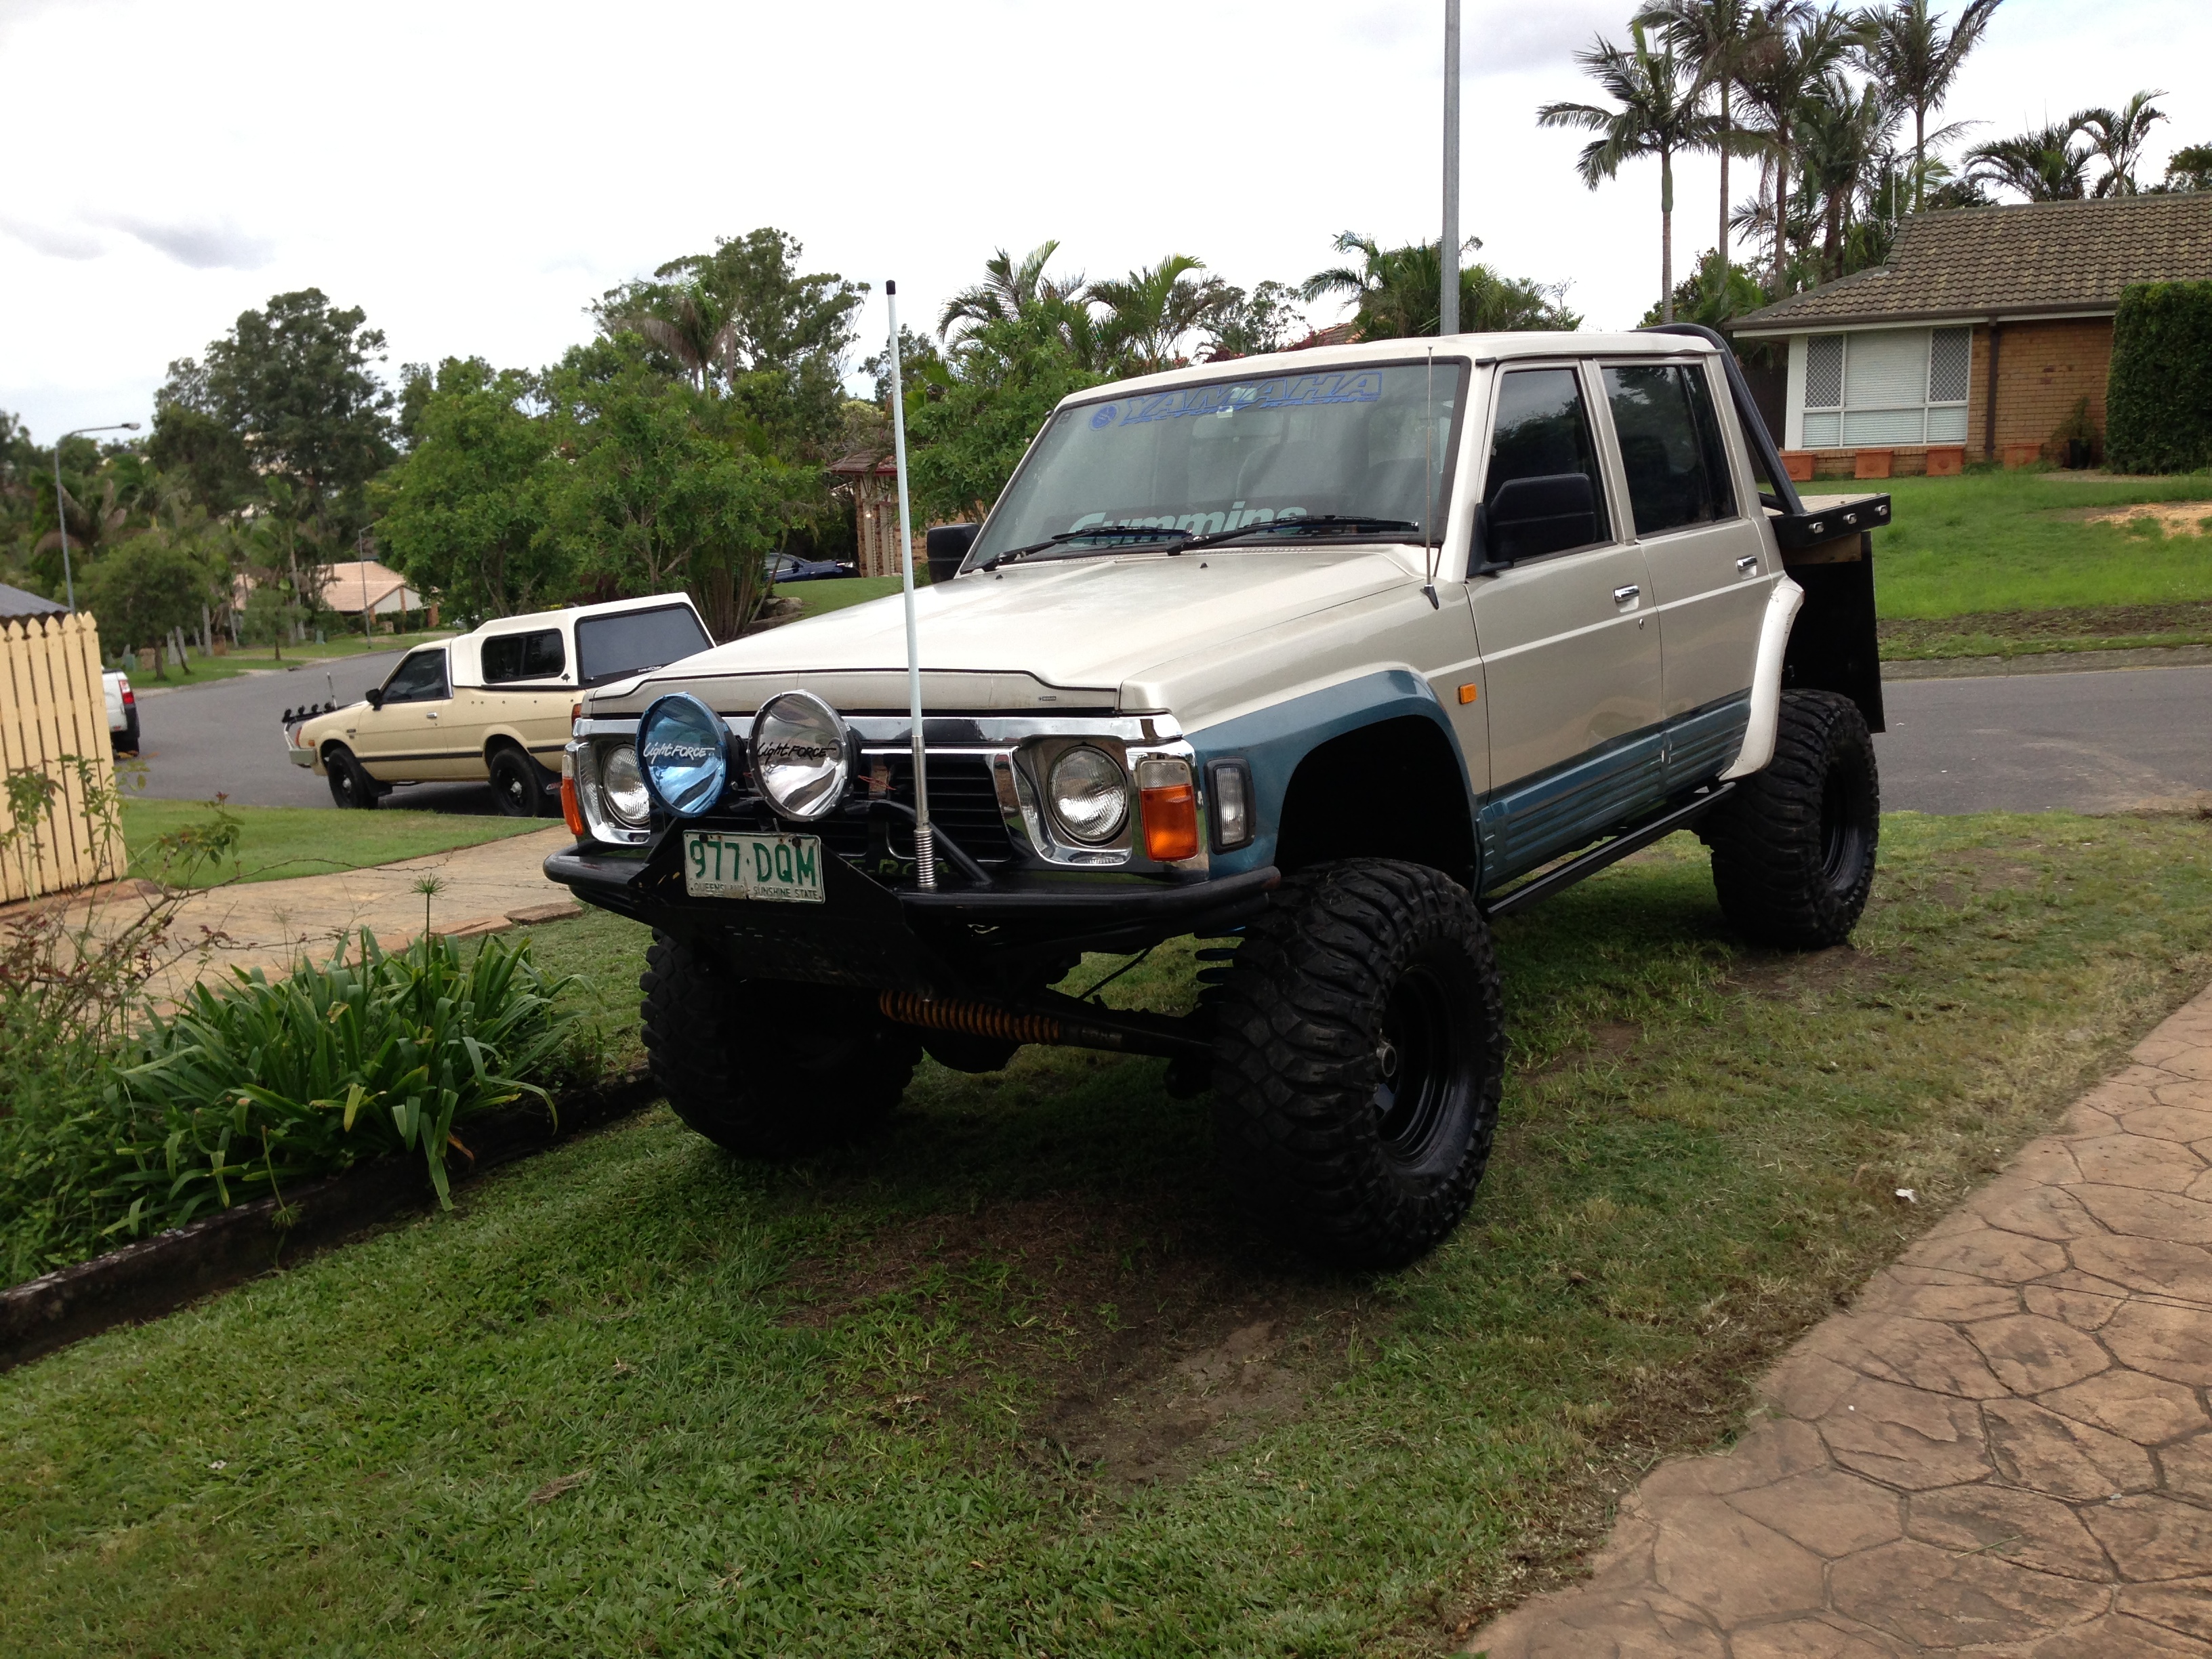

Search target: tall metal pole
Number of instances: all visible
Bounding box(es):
[52,421,140,613]
[1440,0,1462,337]
[884,281,935,892]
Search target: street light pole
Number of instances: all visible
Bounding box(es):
[53,420,142,612]
[1440,0,1461,337]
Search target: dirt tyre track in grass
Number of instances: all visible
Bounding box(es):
[1211,859,1506,1268]
[640,931,920,1157]
[1705,690,1880,949]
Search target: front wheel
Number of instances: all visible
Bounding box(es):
[1210,860,1505,1269]
[640,932,920,1158]
[1703,689,1879,949]
[325,745,380,810]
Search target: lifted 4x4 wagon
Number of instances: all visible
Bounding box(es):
[547,323,1889,1266]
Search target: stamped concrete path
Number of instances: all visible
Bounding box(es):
[1472,987,2212,1658]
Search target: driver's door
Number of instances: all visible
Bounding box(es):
[350,646,461,780]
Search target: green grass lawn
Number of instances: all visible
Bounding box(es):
[777,571,929,621]
[8,809,2211,1654]
[1871,468,2212,621]
[121,798,546,887]
[118,629,455,690]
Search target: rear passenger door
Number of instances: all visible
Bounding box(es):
[1467,362,1664,882]
[1597,356,1774,789]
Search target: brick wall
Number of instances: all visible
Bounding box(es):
[1975,317,2113,458]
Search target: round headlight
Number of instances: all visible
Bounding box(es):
[638,693,729,817]
[600,743,651,827]
[1047,745,1128,844]
[752,691,851,822]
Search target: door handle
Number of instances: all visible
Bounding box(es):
[1612,583,1641,605]
[1736,555,1760,574]
[426,710,439,720]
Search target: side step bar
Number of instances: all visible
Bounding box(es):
[1481,785,1734,922]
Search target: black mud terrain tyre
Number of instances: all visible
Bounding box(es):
[488,745,550,817]
[640,931,920,1157]
[325,744,380,810]
[1704,689,1879,949]
[1211,860,1505,1268]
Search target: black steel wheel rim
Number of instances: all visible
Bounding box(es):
[1372,960,1462,1166]
[1820,754,1868,889]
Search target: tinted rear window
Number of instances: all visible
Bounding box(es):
[480,628,565,684]
[575,605,711,686]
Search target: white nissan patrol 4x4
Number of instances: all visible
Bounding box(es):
[546,323,1890,1267]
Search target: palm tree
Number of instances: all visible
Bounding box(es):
[1736,5,1862,284]
[1794,73,1902,279]
[938,242,1088,342]
[1090,255,1233,374]
[1967,123,2092,201]
[1851,0,2003,213]
[1540,24,1732,324]
[612,283,737,394]
[1637,0,1767,266]
[2074,91,2167,197]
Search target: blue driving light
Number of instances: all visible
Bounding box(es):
[637,693,729,817]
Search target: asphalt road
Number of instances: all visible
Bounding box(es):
[131,650,501,813]
[1879,663,2212,815]
[131,653,2212,819]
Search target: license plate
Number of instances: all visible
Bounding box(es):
[682,832,825,903]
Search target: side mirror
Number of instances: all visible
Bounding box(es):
[364,688,384,710]
[1483,472,1599,564]
[925,523,979,584]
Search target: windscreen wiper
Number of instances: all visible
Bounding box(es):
[979,524,1190,571]
[1180,514,1422,552]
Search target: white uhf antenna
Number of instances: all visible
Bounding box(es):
[884,280,935,891]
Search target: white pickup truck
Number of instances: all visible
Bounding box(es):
[546,324,1891,1265]
[284,593,712,814]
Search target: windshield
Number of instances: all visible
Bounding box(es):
[968,359,1469,567]
[575,604,712,687]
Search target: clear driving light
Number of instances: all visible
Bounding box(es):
[1047,745,1128,844]
[752,690,851,822]
[638,693,729,817]
[600,743,651,827]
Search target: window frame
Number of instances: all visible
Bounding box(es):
[1470,357,1624,569]
[480,627,567,686]
[1799,327,1973,449]
[1593,356,1745,542]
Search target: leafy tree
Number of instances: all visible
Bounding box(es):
[81,533,218,668]
[155,289,397,545]
[1967,122,2092,200]
[374,359,567,622]
[1850,0,2003,212]
[542,346,790,640]
[1542,24,1749,323]
[1639,249,1771,326]
[2163,144,2212,192]
[904,310,1110,525]
[2074,91,2167,197]
[1091,254,1233,373]
[1301,234,1580,338]
[1201,281,1306,359]
[146,404,253,516]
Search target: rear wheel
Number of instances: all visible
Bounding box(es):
[1703,689,1879,949]
[488,746,550,817]
[325,745,380,810]
[640,932,920,1158]
[1210,859,1504,1268]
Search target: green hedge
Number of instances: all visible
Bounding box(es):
[2106,280,2212,474]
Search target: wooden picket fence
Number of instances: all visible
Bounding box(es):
[0,612,123,903]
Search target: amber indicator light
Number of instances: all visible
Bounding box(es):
[1458,682,1479,704]
[560,774,587,838]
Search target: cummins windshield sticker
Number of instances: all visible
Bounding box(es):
[1090,371,1382,428]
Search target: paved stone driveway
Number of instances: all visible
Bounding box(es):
[1471,988,2212,1657]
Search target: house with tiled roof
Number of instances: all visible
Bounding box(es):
[1725,193,2212,477]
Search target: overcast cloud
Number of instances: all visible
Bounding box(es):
[1,0,2202,442]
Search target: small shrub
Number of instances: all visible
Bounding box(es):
[106,930,581,1233]
[2106,280,2212,474]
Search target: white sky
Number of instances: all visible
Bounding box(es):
[2,0,2203,445]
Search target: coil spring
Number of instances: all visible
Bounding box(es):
[878,990,1062,1046]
